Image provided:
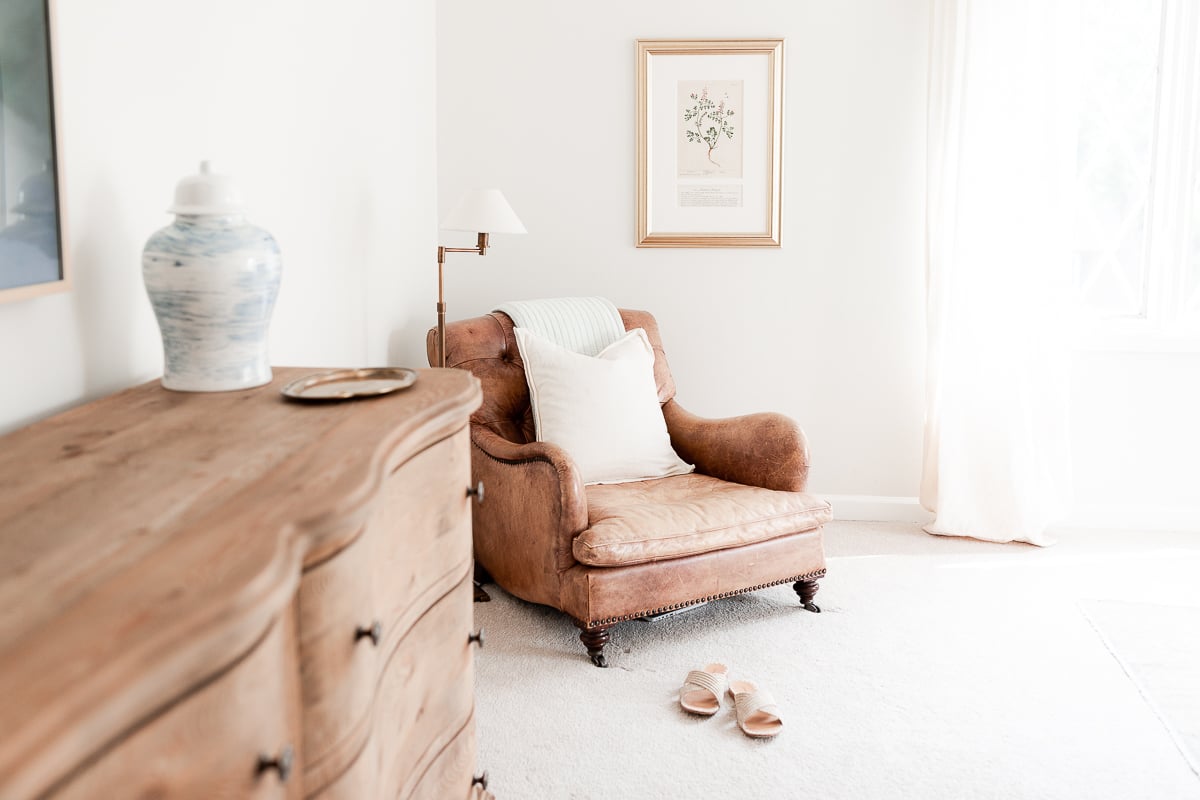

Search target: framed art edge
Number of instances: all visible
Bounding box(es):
[635,38,784,249]
[0,0,72,305]
[637,233,782,248]
[636,40,649,246]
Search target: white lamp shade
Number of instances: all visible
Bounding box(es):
[441,189,526,234]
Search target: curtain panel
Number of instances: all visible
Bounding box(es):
[921,0,1077,545]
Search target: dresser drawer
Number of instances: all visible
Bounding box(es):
[368,428,473,640]
[50,611,302,800]
[383,575,475,797]
[298,428,473,788]
[408,715,476,800]
[312,575,474,800]
[296,533,378,788]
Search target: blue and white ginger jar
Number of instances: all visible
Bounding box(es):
[142,161,281,392]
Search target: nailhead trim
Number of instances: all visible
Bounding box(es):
[584,568,827,629]
[472,438,551,468]
[467,438,828,629]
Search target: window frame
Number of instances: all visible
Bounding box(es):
[1073,0,1200,352]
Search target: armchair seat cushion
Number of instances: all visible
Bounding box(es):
[575,473,832,568]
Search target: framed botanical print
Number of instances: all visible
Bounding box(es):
[636,39,784,248]
[0,0,69,303]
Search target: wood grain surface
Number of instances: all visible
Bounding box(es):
[301,429,474,791]
[309,576,476,800]
[0,368,481,798]
[49,609,303,800]
[409,716,476,800]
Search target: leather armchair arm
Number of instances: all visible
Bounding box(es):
[469,427,588,606]
[663,400,811,493]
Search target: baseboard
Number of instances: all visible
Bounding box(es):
[820,494,933,524]
[819,495,1200,532]
[1064,505,1200,533]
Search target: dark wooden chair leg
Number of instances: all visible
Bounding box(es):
[794,579,821,613]
[473,560,492,603]
[578,623,614,668]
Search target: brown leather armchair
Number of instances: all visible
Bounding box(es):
[427,309,831,667]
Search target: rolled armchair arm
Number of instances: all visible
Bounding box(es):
[469,426,588,606]
[663,400,811,493]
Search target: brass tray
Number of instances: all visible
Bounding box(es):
[280,368,418,402]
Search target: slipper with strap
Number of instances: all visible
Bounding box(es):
[679,663,729,716]
[728,680,783,738]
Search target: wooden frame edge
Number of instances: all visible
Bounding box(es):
[635,38,784,249]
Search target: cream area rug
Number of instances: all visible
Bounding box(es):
[1081,600,1200,776]
[472,522,1200,800]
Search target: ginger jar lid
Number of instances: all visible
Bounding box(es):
[167,160,246,215]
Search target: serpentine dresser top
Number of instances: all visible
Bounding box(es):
[0,367,485,799]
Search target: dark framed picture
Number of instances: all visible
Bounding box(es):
[0,0,69,303]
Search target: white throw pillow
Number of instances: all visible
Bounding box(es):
[514,326,694,485]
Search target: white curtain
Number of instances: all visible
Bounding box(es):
[922,0,1077,546]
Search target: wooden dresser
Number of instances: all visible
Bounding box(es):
[0,368,487,799]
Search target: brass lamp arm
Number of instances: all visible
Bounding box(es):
[436,232,491,368]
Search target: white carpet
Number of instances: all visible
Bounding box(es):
[1081,600,1200,776]
[473,523,1200,800]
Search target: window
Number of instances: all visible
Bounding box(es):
[1074,0,1200,340]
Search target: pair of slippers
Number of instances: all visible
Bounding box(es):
[679,663,782,738]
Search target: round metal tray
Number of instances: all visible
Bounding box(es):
[280,367,418,402]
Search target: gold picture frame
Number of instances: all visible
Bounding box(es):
[0,0,71,304]
[636,38,784,248]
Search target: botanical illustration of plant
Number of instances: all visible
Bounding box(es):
[682,85,735,168]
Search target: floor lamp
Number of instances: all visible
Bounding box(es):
[435,190,526,367]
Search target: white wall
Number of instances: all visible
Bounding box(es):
[9,2,1185,528]
[437,0,931,502]
[1071,351,1200,529]
[0,0,438,434]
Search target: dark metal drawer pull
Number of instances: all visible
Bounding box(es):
[472,771,489,790]
[355,620,382,646]
[468,628,485,648]
[466,481,485,504]
[257,744,294,783]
